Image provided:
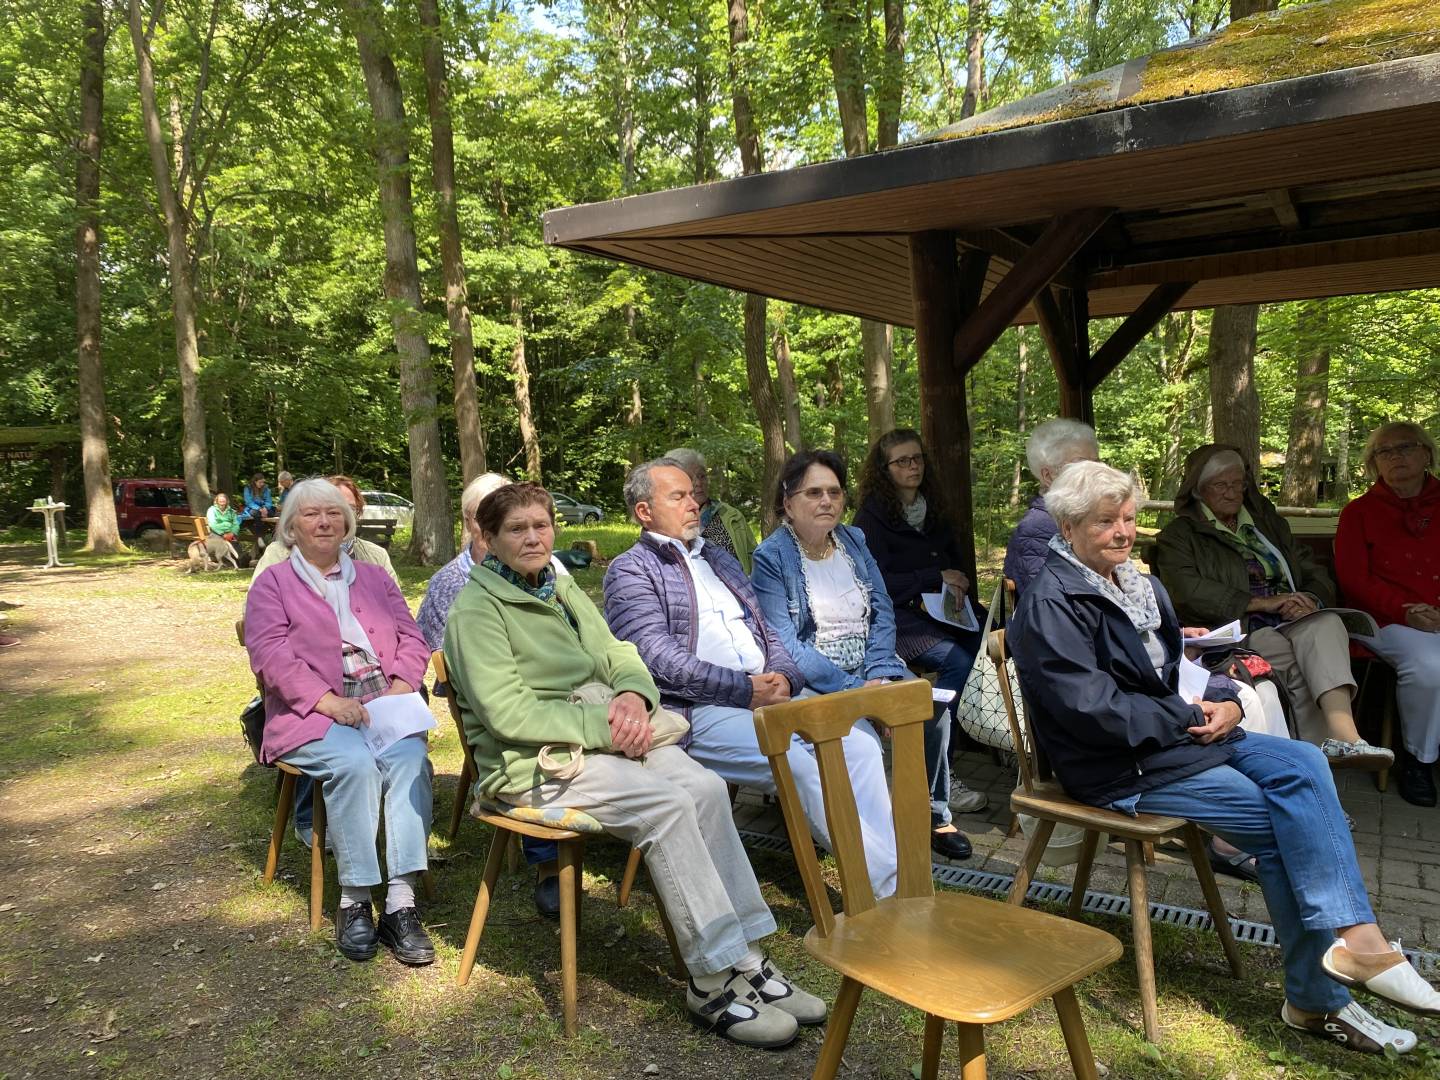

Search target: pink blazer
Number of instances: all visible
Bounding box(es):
[244,560,431,764]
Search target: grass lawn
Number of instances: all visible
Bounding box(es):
[0,533,1436,1078]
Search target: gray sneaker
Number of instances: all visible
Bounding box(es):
[949,779,989,814]
[734,957,827,1025]
[687,973,799,1049]
[1322,739,1394,771]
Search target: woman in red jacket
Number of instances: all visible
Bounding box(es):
[1335,422,1440,807]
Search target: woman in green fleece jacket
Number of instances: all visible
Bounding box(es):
[442,483,823,1050]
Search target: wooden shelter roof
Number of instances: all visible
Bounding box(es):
[543,22,1440,327]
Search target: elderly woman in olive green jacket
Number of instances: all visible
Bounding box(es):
[442,482,823,1050]
[1154,444,1390,770]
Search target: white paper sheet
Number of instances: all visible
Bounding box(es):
[932,687,957,704]
[360,691,436,756]
[921,591,979,632]
[1183,620,1244,647]
[1177,655,1212,705]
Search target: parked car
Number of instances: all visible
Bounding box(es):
[113,478,190,538]
[359,490,414,528]
[550,492,604,525]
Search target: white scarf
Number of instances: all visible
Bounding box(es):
[288,548,377,656]
[902,493,928,530]
[1047,533,1161,633]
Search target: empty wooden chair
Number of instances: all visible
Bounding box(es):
[755,680,1122,1079]
[988,628,1243,1042]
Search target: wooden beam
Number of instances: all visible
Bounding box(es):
[909,230,978,590]
[952,208,1112,371]
[1086,281,1195,386]
[1266,188,1302,230]
[1035,284,1093,423]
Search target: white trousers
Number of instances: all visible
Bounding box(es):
[1357,623,1440,763]
[1236,679,1290,739]
[688,701,899,899]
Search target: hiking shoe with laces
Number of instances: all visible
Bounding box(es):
[735,958,827,1025]
[1281,1000,1415,1054]
[687,973,799,1049]
[949,779,989,814]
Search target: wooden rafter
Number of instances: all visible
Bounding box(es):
[1086,281,1196,386]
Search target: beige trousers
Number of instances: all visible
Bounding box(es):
[1249,612,1357,745]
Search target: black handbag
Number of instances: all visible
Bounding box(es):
[240,694,267,764]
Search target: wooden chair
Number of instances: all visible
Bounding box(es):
[162,513,207,553]
[755,680,1122,1080]
[987,629,1243,1043]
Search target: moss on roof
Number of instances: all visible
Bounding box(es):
[922,0,1440,142]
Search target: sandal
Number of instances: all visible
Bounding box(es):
[1207,839,1260,883]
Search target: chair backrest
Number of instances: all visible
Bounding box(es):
[753,680,934,935]
[430,651,477,772]
[1002,577,1018,625]
[234,617,245,647]
[986,628,1048,791]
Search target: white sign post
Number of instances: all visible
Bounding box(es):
[29,498,69,568]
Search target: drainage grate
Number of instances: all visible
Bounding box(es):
[737,829,1438,975]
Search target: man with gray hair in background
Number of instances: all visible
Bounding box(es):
[664,447,757,574]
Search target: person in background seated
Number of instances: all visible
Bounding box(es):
[854,428,988,822]
[239,472,276,551]
[665,447,757,574]
[244,479,434,966]
[416,471,570,914]
[254,476,396,586]
[1335,422,1440,807]
[1155,445,1390,770]
[276,470,295,506]
[445,482,823,1048]
[207,492,240,542]
[1011,461,1440,1057]
[1004,418,1100,596]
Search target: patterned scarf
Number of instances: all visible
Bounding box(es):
[482,552,576,630]
[1047,533,1161,633]
[699,501,738,558]
[902,493,928,530]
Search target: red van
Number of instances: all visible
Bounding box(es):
[113,478,190,538]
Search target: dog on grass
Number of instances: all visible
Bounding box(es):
[185,534,241,573]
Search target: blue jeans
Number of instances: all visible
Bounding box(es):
[279,725,433,887]
[911,633,980,828]
[1111,733,1370,1013]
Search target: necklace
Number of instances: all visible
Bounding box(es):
[797,532,833,560]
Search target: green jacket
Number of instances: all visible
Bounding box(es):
[713,499,757,575]
[442,562,658,797]
[207,504,240,536]
[1153,443,1336,629]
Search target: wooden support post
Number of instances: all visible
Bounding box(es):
[1086,281,1196,386]
[909,231,981,589]
[1035,284,1092,422]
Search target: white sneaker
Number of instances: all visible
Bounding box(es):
[949,779,989,814]
[1322,940,1440,1017]
[734,957,827,1025]
[687,973,799,1048]
[1281,1000,1415,1054]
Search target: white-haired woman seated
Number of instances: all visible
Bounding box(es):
[1009,461,1439,1056]
[1003,417,1100,596]
[244,478,435,966]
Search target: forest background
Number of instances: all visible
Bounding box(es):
[1,0,1436,564]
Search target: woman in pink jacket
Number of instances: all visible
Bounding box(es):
[245,479,434,964]
[1336,422,1440,807]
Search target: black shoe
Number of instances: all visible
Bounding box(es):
[533,872,561,917]
[377,906,436,966]
[336,902,378,962]
[1397,758,1437,808]
[930,828,972,861]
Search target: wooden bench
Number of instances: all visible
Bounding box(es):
[162,513,208,553]
[357,518,397,549]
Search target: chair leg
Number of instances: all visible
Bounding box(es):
[920,1013,945,1080]
[572,840,585,948]
[813,976,864,1080]
[617,846,642,908]
[651,878,686,979]
[457,827,510,987]
[420,868,437,903]
[447,758,474,843]
[506,831,520,875]
[1006,818,1055,904]
[1181,824,1243,978]
[310,782,327,932]
[1053,986,1100,1080]
[955,1022,986,1080]
[557,840,580,1038]
[1376,684,1395,793]
[264,771,296,884]
[1124,839,1160,1043]
[1142,841,1156,865]
[1068,830,1101,920]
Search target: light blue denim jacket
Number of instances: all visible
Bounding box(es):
[751,523,909,693]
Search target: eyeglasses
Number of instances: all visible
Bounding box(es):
[795,486,844,502]
[1203,479,1246,495]
[887,453,924,469]
[1375,442,1425,460]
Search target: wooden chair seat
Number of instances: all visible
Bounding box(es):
[1011,780,1184,838]
[808,891,1120,1024]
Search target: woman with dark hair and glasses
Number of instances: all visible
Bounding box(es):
[853,429,985,860]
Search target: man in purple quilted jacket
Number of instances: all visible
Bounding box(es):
[604,458,899,897]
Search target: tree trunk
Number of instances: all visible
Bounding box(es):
[128,0,209,512]
[509,293,543,480]
[826,357,846,449]
[1231,0,1276,18]
[773,325,802,451]
[876,0,904,150]
[726,0,786,526]
[77,0,123,553]
[1008,325,1027,507]
[961,0,986,119]
[1333,398,1351,502]
[1158,311,1199,494]
[349,0,454,564]
[1206,305,1262,470]
[1280,300,1330,506]
[416,0,485,482]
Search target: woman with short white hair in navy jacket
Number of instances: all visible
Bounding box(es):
[1010,460,1440,1057]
